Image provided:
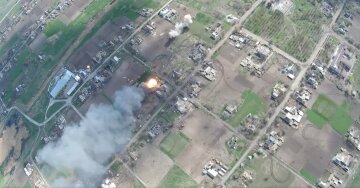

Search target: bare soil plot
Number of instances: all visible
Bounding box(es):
[276,123,344,179]
[58,0,93,25]
[107,162,145,188]
[63,107,82,124]
[227,156,296,188]
[135,16,174,62]
[131,144,173,187]
[101,53,147,99]
[78,94,111,115]
[175,110,238,183]
[199,45,284,114]
[68,16,131,70]
[29,33,47,52]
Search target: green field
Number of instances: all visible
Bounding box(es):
[22,181,31,188]
[46,101,66,118]
[109,160,122,174]
[309,95,352,135]
[27,92,50,123]
[245,0,329,61]
[226,156,295,188]
[349,58,360,92]
[0,175,5,188]
[160,132,190,159]
[228,90,266,127]
[43,19,66,37]
[177,0,256,17]
[300,168,317,185]
[158,165,198,188]
[306,110,327,128]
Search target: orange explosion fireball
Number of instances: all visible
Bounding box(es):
[145,78,159,89]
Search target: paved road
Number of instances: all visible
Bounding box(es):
[220,2,345,184]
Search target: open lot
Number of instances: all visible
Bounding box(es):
[198,40,293,119]
[245,0,333,61]
[226,156,296,188]
[58,0,93,25]
[160,131,190,159]
[132,144,174,187]
[276,122,344,181]
[158,165,198,188]
[78,52,149,114]
[333,0,360,48]
[177,0,257,19]
[105,160,146,188]
[227,90,266,127]
[307,94,352,135]
[175,110,245,184]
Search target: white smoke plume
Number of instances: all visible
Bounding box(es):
[37,87,144,187]
[169,14,193,38]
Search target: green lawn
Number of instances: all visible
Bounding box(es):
[309,95,352,135]
[349,58,360,91]
[160,132,190,159]
[0,175,5,188]
[23,181,31,188]
[158,165,198,188]
[46,101,65,118]
[159,110,179,123]
[228,90,266,127]
[300,168,317,185]
[245,0,328,61]
[43,19,65,37]
[109,160,122,174]
[189,12,216,46]
[306,110,327,128]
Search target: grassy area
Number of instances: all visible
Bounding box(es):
[43,19,65,37]
[228,90,266,127]
[27,91,50,123]
[159,110,179,123]
[349,58,360,91]
[177,0,255,17]
[158,165,198,188]
[109,160,122,174]
[309,95,352,135]
[348,168,360,188]
[300,168,317,185]
[23,181,31,188]
[306,110,327,128]
[225,138,247,167]
[134,179,146,188]
[189,12,216,46]
[46,101,65,117]
[160,132,190,159]
[226,156,295,188]
[74,0,160,52]
[245,0,328,61]
[0,175,5,188]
